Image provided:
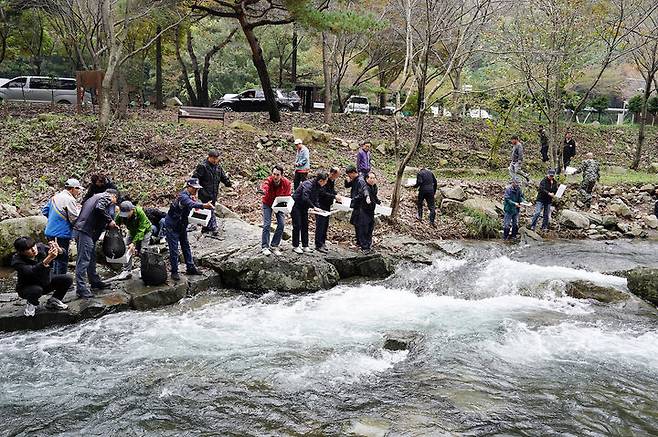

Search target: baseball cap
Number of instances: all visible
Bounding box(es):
[119,200,135,217]
[294,138,303,145]
[65,178,82,189]
[547,169,556,176]
[186,178,202,189]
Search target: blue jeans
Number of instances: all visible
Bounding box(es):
[74,231,102,295]
[530,201,551,230]
[48,236,70,275]
[503,211,519,240]
[165,226,194,274]
[262,204,285,248]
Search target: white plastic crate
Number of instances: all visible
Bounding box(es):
[188,208,212,226]
[403,177,417,187]
[375,204,392,216]
[555,184,567,198]
[272,196,294,214]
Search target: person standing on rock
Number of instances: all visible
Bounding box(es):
[82,174,119,204]
[73,188,119,298]
[356,141,372,179]
[345,165,369,250]
[11,237,71,317]
[573,152,600,207]
[164,178,213,281]
[538,126,549,163]
[356,172,381,253]
[315,167,341,253]
[291,171,328,254]
[192,150,232,236]
[42,178,82,275]
[415,167,438,227]
[293,138,310,190]
[260,165,291,256]
[509,136,530,183]
[562,132,577,172]
[530,169,558,232]
[502,177,526,241]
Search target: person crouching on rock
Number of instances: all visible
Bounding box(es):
[291,171,328,254]
[502,177,525,241]
[11,237,71,317]
[345,165,368,250]
[115,200,154,278]
[260,165,291,256]
[164,178,213,281]
[355,172,381,253]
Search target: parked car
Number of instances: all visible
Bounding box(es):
[0,78,10,87]
[344,95,370,114]
[211,88,300,112]
[0,76,91,105]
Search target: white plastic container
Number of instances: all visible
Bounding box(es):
[332,196,352,212]
[565,166,577,175]
[311,208,333,217]
[555,184,567,198]
[188,208,212,226]
[403,177,417,187]
[272,196,294,214]
[375,204,392,216]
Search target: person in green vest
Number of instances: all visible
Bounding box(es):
[114,200,154,279]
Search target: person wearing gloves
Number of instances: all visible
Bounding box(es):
[502,177,525,241]
[290,171,328,254]
[42,178,82,274]
[164,178,213,281]
[293,138,310,190]
[260,165,292,256]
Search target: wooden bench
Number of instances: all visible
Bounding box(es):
[177,106,226,125]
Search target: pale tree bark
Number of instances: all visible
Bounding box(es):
[322,31,332,123]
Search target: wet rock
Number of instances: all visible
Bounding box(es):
[463,197,499,219]
[440,186,467,201]
[0,215,47,263]
[520,227,543,243]
[325,252,395,278]
[565,280,628,303]
[434,241,467,257]
[626,268,658,305]
[125,279,189,310]
[558,210,590,229]
[383,330,422,351]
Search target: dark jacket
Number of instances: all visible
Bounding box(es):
[503,185,525,214]
[11,244,52,292]
[292,179,322,210]
[318,178,337,211]
[537,176,558,204]
[539,130,548,148]
[563,138,576,160]
[415,168,437,193]
[82,179,118,204]
[164,190,205,231]
[358,183,381,224]
[192,159,231,203]
[346,175,369,224]
[73,192,116,241]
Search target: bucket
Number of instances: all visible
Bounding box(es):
[188,208,212,226]
[272,196,294,214]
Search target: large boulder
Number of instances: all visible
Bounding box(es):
[581,212,603,226]
[565,280,628,303]
[626,268,658,305]
[440,186,467,202]
[292,127,332,145]
[0,216,48,263]
[326,253,396,278]
[383,330,423,352]
[558,210,590,229]
[215,203,240,219]
[440,198,464,215]
[463,197,499,219]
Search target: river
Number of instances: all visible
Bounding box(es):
[1,241,657,436]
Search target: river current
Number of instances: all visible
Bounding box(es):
[1,242,657,436]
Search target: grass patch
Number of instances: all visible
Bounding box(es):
[462,207,499,238]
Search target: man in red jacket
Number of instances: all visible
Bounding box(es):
[261,165,291,256]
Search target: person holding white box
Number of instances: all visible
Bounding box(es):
[291,171,328,254]
[260,165,291,256]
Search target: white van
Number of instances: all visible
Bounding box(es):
[344,95,370,114]
[0,76,92,105]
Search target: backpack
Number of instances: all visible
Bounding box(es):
[140,250,168,286]
[102,228,126,259]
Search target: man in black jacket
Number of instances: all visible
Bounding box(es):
[539,126,549,162]
[73,189,118,298]
[11,237,71,317]
[356,172,381,253]
[192,150,232,235]
[415,167,438,226]
[530,169,558,231]
[345,165,369,249]
[82,174,119,204]
[315,167,341,253]
[291,172,328,254]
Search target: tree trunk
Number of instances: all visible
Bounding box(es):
[242,23,280,122]
[378,70,386,109]
[322,31,332,123]
[631,75,654,170]
[291,26,298,84]
[155,25,163,109]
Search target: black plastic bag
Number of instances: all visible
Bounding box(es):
[102,228,126,259]
[140,250,168,286]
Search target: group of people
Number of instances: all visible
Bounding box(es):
[502,129,601,240]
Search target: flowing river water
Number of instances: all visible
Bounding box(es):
[1,241,657,436]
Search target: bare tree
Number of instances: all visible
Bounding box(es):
[631,4,658,169]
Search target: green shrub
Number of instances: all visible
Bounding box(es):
[463,207,499,239]
[253,163,270,181]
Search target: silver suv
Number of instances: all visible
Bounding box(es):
[0,76,92,105]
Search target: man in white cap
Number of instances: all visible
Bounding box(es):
[293,138,310,190]
[42,178,83,275]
